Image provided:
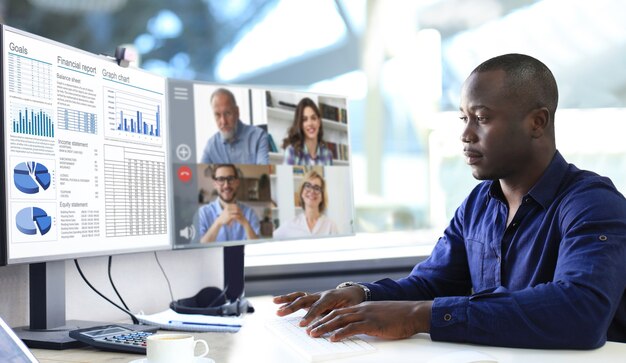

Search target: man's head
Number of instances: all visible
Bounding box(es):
[212,164,240,204]
[211,88,240,141]
[459,53,558,181]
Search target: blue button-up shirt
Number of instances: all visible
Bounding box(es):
[201,120,269,164]
[197,199,260,242]
[364,151,626,349]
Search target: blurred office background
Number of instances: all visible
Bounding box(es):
[3,0,626,256]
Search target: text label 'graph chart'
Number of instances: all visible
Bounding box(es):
[104,87,162,145]
[57,107,97,134]
[11,104,55,138]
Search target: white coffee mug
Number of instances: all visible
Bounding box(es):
[146,333,209,363]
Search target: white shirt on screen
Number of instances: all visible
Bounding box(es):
[274,213,338,239]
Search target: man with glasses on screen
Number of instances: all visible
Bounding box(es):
[198,164,260,242]
[274,53,626,349]
[200,88,269,164]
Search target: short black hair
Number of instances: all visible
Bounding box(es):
[471,53,558,121]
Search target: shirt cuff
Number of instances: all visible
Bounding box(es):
[430,296,470,343]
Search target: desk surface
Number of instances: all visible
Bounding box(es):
[32,296,626,363]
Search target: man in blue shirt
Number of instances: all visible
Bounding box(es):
[200,88,269,164]
[274,54,626,349]
[198,164,260,242]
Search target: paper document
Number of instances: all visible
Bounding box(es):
[136,309,243,333]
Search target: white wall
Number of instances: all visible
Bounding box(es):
[0,247,223,327]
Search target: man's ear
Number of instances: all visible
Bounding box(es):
[529,107,550,138]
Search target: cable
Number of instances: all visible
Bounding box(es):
[107,256,138,324]
[153,251,174,301]
[209,284,229,306]
[73,259,139,324]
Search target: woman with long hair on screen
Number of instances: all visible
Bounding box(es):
[273,170,338,239]
[282,97,334,165]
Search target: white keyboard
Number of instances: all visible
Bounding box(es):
[265,315,376,362]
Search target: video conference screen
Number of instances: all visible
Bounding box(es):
[1,24,355,264]
[168,81,355,248]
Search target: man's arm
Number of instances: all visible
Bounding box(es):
[238,204,260,240]
[199,209,230,243]
[427,185,626,349]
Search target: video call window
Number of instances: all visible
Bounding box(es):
[168,81,354,248]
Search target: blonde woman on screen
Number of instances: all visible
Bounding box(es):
[274,170,338,239]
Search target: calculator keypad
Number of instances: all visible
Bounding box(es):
[102,331,152,347]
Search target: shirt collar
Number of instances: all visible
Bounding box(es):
[302,142,321,160]
[488,150,568,209]
[526,150,568,209]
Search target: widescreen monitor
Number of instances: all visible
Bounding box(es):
[1,25,356,265]
[1,24,172,265]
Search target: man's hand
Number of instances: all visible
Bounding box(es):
[306,301,433,341]
[217,204,241,227]
[273,286,366,327]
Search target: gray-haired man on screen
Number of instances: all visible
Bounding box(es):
[200,88,269,164]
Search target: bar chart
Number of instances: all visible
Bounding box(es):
[57,107,98,134]
[11,104,55,138]
[104,87,162,144]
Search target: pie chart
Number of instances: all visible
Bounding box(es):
[14,162,51,194]
[16,207,52,235]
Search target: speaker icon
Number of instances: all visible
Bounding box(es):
[179,225,196,240]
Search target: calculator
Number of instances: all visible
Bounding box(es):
[69,324,158,354]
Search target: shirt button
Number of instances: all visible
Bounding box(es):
[523,198,530,203]
[443,313,452,321]
[599,235,608,241]
[511,222,517,227]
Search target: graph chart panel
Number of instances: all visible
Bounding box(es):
[104,87,162,145]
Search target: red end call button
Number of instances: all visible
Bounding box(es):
[177,166,192,183]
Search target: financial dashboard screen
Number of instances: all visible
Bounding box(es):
[1,25,171,264]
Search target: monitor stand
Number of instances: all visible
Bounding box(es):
[13,261,101,349]
[223,245,253,312]
[14,261,152,350]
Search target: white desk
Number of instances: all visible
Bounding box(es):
[33,296,626,363]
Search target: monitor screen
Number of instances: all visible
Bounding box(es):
[167,81,355,248]
[1,25,171,264]
[0,24,355,264]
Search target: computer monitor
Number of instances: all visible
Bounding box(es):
[1,24,171,348]
[1,24,356,348]
[166,81,355,300]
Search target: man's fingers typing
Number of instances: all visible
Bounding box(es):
[275,292,316,316]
